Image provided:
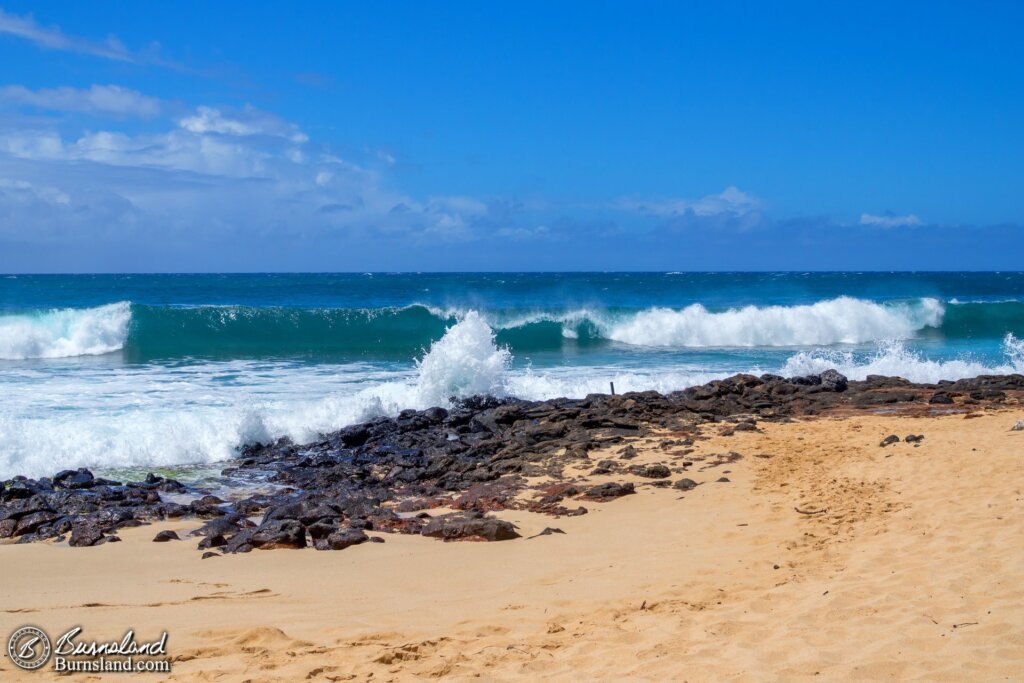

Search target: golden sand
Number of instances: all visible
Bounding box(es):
[1,409,1022,681]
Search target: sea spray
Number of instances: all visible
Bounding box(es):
[414,311,511,406]
[780,333,1024,384]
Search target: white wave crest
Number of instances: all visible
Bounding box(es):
[1,304,1020,481]
[0,302,131,360]
[425,297,946,348]
[781,333,1024,384]
[605,297,944,348]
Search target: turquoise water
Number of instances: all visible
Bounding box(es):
[1,272,1022,478]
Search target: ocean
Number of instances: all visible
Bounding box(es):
[1,272,1022,480]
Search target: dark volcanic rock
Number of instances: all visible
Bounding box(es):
[152,530,180,542]
[3,371,1021,554]
[879,435,900,447]
[818,369,848,392]
[69,522,105,547]
[191,516,249,538]
[970,389,1005,401]
[54,468,96,489]
[250,519,306,550]
[581,482,635,501]
[224,530,256,554]
[421,511,520,542]
[618,445,638,460]
[673,478,699,491]
[13,511,57,537]
[905,434,924,444]
[197,534,227,549]
[628,464,671,479]
[314,528,369,551]
[528,527,566,539]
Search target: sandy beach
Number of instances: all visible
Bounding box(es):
[1,407,1021,681]
[3,3,1023,680]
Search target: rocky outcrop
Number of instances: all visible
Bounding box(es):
[0,370,1020,555]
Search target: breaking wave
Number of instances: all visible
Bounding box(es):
[5,295,1021,360]
[1,309,1023,479]
[0,302,131,360]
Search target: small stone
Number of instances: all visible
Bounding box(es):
[674,478,698,491]
[528,527,566,539]
[1012,420,1024,431]
[201,551,220,559]
[421,512,520,542]
[716,477,731,483]
[152,530,180,542]
[904,434,924,444]
[580,482,635,501]
[197,534,227,549]
[314,528,369,551]
[629,464,671,479]
[879,435,900,447]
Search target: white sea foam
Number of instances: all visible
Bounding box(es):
[603,297,944,347]
[0,313,515,479]
[0,302,131,359]
[781,333,1024,384]
[0,307,1020,480]
[429,297,946,348]
[413,311,512,406]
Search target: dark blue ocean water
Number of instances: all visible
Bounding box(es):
[1,272,1022,478]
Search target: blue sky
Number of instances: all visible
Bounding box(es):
[0,1,1021,271]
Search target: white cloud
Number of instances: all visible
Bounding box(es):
[0,9,132,61]
[0,130,64,159]
[615,185,761,217]
[0,177,69,205]
[0,84,162,117]
[178,105,308,143]
[859,212,922,228]
[0,102,509,247]
[496,225,551,240]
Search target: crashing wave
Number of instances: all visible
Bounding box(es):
[781,333,1024,384]
[9,295,1024,361]
[0,302,130,360]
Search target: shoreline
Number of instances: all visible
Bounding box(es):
[1,370,1023,552]
[0,397,1021,679]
